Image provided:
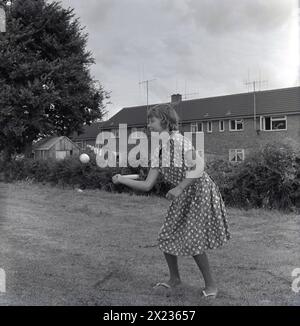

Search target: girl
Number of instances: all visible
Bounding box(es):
[112,103,230,298]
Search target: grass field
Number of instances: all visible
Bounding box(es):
[0,181,299,306]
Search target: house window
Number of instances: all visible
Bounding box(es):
[207,121,212,133]
[111,129,119,138]
[56,151,67,160]
[139,127,147,138]
[260,115,287,131]
[191,122,203,133]
[229,119,244,131]
[190,123,197,133]
[229,149,244,162]
[107,130,114,138]
[198,122,203,132]
[131,127,146,139]
[219,120,225,132]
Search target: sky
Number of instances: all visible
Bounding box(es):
[50,0,299,120]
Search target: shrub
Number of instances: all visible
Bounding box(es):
[1,140,299,211]
[228,142,299,211]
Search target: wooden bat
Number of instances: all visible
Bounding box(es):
[121,174,139,180]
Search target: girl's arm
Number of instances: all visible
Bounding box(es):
[167,149,204,200]
[115,168,160,192]
[179,149,204,190]
[186,149,205,179]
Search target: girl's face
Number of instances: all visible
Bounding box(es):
[147,116,167,133]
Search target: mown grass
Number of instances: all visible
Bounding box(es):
[0,180,299,306]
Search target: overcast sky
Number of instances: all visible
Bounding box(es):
[52,0,299,119]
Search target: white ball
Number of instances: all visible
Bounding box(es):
[79,153,90,164]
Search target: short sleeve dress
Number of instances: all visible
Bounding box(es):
[151,130,231,256]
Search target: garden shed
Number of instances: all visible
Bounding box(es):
[32,136,80,160]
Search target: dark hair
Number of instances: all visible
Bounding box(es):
[147,103,179,131]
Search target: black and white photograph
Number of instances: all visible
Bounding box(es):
[0,0,299,312]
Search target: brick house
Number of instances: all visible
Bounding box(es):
[70,86,300,163]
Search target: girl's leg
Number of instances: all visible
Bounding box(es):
[192,252,217,293]
[163,252,181,286]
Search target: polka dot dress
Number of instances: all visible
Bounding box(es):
[151,130,231,256]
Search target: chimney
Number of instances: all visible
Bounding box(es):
[171,93,182,104]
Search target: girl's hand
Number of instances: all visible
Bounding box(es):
[112,174,123,185]
[166,186,183,200]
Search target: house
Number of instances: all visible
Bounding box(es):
[69,121,107,150]
[69,86,300,163]
[32,136,80,160]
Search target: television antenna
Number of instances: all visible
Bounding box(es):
[139,78,156,111]
[244,75,268,130]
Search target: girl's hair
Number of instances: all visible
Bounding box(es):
[147,103,180,131]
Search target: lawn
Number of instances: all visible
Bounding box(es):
[0,181,299,306]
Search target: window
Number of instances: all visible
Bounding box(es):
[56,151,67,160]
[111,129,119,138]
[260,115,287,131]
[138,127,147,138]
[107,130,117,138]
[198,122,203,132]
[190,123,197,133]
[207,121,212,133]
[191,122,203,133]
[219,120,225,132]
[130,127,146,139]
[229,149,244,162]
[130,127,137,138]
[229,119,244,131]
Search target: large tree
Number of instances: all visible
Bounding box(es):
[0,0,109,160]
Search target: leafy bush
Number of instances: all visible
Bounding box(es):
[205,158,238,205]
[237,142,298,210]
[0,152,170,196]
[205,142,299,211]
[0,140,299,211]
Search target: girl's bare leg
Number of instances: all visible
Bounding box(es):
[163,252,181,286]
[193,252,217,293]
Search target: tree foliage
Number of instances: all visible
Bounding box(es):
[0,0,109,159]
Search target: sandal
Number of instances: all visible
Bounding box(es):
[152,282,172,296]
[202,289,218,298]
[153,282,171,289]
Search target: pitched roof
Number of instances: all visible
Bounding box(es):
[69,121,107,140]
[33,136,80,150]
[102,86,300,129]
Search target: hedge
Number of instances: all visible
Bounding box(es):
[0,141,299,212]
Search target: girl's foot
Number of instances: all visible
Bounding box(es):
[153,278,182,289]
[167,278,182,287]
[152,278,182,297]
[202,286,218,298]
